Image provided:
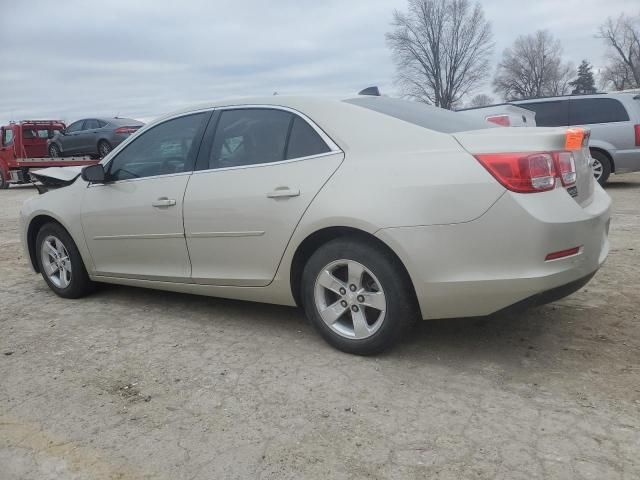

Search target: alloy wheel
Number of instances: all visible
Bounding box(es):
[314,259,387,339]
[591,157,603,181]
[40,235,72,289]
[99,142,111,157]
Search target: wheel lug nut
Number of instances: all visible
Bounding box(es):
[339,288,346,295]
[341,300,348,308]
[349,284,357,292]
[351,305,359,312]
[357,295,364,303]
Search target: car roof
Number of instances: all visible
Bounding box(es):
[513,92,640,104]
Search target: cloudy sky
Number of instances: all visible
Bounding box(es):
[1,0,636,125]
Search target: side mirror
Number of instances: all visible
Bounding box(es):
[81,164,106,183]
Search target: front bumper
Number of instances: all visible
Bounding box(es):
[376,184,611,320]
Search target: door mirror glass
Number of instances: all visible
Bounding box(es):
[81,164,106,183]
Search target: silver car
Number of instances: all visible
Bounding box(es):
[21,96,611,354]
[513,93,640,185]
[47,117,143,158]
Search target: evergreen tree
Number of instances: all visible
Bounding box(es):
[569,60,596,94]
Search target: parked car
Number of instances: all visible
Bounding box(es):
[47,117,143,159]
[512,93,640,185]
[457,103,537,127]
[21,96,610,354]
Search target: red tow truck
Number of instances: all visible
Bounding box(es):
[0,120,99,189]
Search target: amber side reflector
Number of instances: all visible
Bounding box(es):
[565,128,585,150]
[545,246,581,261]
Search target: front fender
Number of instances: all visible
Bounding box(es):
[20,180,94,274]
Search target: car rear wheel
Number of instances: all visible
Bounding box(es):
[590,150,611,186]
[36,222,95,299]
[301,237,418,355]
[48,144,60,158]
[98,140,112,158]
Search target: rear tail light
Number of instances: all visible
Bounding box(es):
[474,152,556,193]
[635,125,640,146]
[486,115,511,127]
[555,152,576,186]
[115,127,138,134]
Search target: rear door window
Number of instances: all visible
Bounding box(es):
[207,109,293,169]
[518,101,569,127]
[97,120,108,128]
[569,98,630,125]
[83,119,100,130]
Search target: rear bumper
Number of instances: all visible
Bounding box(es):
[495,271,596,315]
[376,184,611,319]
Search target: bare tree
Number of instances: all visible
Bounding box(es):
[598,13,640,89]
[468,93,494,107]
[600,59,636,91]
[386,0,493,109]
[493,30,573,100]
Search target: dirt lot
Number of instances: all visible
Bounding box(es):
[1,176,639,480]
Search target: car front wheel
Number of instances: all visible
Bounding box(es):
[301,237,418,355]
[36,222,95,298]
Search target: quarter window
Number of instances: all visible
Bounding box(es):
[519,101,569,127]
[569,98,629,125]
[107,112,207,181]
[286,116,330,159]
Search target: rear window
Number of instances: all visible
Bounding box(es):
[569,98,629,125]
[518,101,569,127]
[344,97,490,133]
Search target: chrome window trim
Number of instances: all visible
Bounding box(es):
[192,150,342,175]
[87,170,192,188]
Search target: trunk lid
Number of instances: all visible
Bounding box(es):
[453,127,594,207]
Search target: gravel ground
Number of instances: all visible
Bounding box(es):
[1,175,639,480]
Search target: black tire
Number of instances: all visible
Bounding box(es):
[35,222,95,299]
[48,143,60,158]
[98,140,112,158]
[301,236,418,355]
[0,170,8,189]
[590,149,611,186]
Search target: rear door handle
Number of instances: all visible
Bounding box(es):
[152,197,176,208]
[267,187,300,199]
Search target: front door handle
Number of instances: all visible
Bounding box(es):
[152,197,176,208]
[266,187,300,199]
